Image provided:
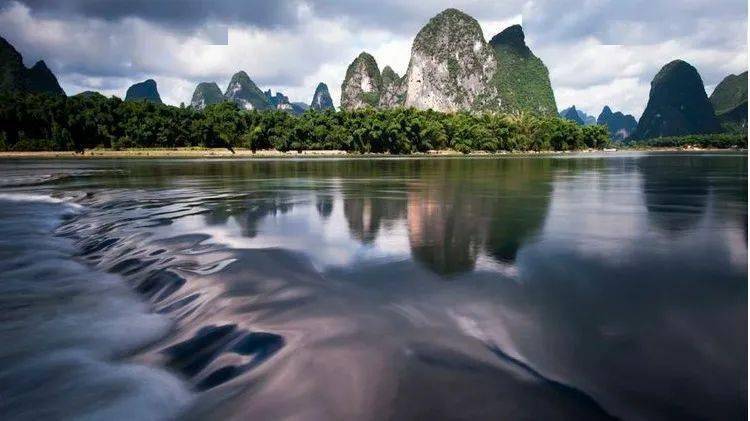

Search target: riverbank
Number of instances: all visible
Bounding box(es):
[0,147,745,159]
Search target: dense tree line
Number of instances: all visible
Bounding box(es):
[0,92,612,153]
[623,133,747,149]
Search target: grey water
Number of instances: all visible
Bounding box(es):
[0,152,746,420]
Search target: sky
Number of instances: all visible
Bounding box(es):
[0,0,746,118]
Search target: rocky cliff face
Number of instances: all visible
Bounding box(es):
[190,82,224,110]
[633,60,720,139]
[710,71,747,129]
[310,82,334,110]
[403,9,499,112]
[340,52,382,110]
[489,25,557,115]
[125,79,162,103]
[597,106,637,140]
[338,10,557,114]
[224,71,272,110]
[0,37,65,96]
[379,66,406,108]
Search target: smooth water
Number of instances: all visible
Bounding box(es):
[0,153,746,420]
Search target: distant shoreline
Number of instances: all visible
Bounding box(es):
[0,147,745,159]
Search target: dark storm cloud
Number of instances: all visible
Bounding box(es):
[308,0,747,49]
[0,0,745,113]
[522,0,748,46]
[0,0,301,29]
[308,0,524,34]
[3,0,746,47]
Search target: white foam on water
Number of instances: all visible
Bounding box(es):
[0,194,191,420]
[0,192,83,208]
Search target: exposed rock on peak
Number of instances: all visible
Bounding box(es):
[337,13,557,114]
[224,71,271,110]
[403,8,499,112]
[125,79,162,104]
[633,60,720,139]
[190,82,224,110]
[341,52,382,110]
[310,82,334,111]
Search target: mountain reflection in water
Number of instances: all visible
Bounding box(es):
[0,153,745,420]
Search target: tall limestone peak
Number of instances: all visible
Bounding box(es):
[0,37,65,95]
[489,24,556,115]
[190,82,224,110]
[224,71,271,110]
[125,79,162,104]
[310,82,334,111]
[403,8,499,112]
[341,52,382,110]
[379,65,406,108]
[0,36,27,93]
[26,60,65,95]
[597,106,637,140]
[633,60,720,139]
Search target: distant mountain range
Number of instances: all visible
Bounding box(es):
[0,23,746,141]
[597,106,637,140]
[559,106,596,125]
[559,106,585,125]
[189,71,333,115]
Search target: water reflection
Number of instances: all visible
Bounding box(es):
[0,154,745,420]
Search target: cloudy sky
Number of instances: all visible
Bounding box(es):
[0,0,746,117]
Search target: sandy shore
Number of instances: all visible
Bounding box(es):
[0,147,743,159]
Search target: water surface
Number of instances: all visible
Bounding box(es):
[0,153,746,420]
